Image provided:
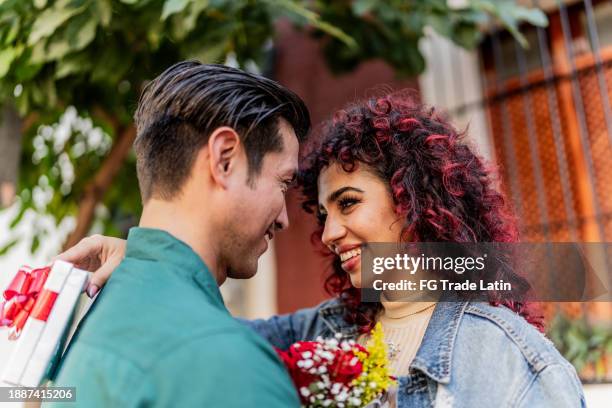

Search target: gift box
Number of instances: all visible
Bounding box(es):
[1,260,89,387]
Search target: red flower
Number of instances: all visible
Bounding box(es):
[328,349,363,384]
[276,342,321,399]
[276,340,369,405]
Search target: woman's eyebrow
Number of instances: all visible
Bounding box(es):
[326,186,364,204]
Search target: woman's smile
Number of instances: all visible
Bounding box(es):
[340,247,361,272]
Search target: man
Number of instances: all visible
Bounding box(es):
[47,61,310,407]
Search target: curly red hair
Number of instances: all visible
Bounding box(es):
[299,90,544,333]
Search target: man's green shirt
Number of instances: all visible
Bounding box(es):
[48,228,299,407]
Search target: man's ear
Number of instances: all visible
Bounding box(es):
[207,126,242,188]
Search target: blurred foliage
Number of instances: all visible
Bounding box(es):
[0,0,547,254]
[316,0,547,75]
[548,313,612,382]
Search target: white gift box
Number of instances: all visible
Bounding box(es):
[1,261,88,387]
[21,267,88,387]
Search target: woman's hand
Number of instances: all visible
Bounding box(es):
[55,234,127,298]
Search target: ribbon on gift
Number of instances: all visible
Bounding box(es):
[0,266,51,338]
[30,289,58,322]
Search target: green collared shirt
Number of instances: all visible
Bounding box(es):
[47,228,299,407]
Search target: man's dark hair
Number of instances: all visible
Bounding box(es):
[133,61,311,201]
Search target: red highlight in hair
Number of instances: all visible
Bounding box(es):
[300,90,544,334]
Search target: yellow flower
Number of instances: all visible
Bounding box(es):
[351,322,396,406]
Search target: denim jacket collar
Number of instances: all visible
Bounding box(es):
[317,298,469,385]
[317,301,361,338]
[410,300,468,384]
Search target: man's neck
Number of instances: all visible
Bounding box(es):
[139,198,226,285]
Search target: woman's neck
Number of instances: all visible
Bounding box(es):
[380,294,436,319]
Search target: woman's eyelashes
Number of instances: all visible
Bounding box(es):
[316,195,361,224]
[337,195,360,211]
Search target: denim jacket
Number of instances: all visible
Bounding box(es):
[245,298,585,407]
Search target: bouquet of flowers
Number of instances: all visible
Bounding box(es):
[276,323,395,408]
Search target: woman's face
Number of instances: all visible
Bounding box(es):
[317,162,403,288]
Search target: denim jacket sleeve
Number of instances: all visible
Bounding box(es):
[517,362,586,408]
[238,298,341,350]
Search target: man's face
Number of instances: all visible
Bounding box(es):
[220,119,299,279]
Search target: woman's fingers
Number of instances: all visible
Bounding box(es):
[86,252,122,297]
[55,234,127,298]
[55,234,106,270]
[88,236,127,296]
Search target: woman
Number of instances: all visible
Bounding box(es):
[61,91,584,407]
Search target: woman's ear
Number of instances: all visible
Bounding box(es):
[207,126,242,188]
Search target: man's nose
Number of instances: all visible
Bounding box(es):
[321,214,346,250]
[275,200,290,231]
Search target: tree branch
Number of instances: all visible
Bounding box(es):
[62,124,136,250]
[92,105,121,131]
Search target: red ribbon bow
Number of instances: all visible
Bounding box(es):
[0,266,51,339]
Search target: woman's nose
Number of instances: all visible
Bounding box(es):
[321,214,346,251]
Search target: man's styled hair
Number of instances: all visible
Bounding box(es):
[133,61,311,201]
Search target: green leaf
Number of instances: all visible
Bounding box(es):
[28,5,86,45]
[510,7,547,28]
[9,204,28,229]
[3,18,20,45]
[95,0,113,27]
[44,13,98,62]
[54,52,91,79]
[161,0,191,20]
[590,330,607,347]
[456,9,488,25]
[15,59,43,82]
[28,40,47,64]
[0,47,16,78]
[67,15,98,51]
[473,0,548,49]
[572,355,586,372]
[426,13,453,38]
[267,0,357,49]
[46,39,71,61]
[179,0,208,35]
[497,13,528,48]
[188,40,229,64]
[42,76,57,107]
[0,238,19,256]
[30,235,40,254]
[453,22,481,49]
[90,46,130,83]
[34,0,48,9]
[352,0,377,16]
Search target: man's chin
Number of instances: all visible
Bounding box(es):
[226,265,258,280]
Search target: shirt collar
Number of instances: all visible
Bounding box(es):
[125,227,226,310]
[409,299,468,384]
